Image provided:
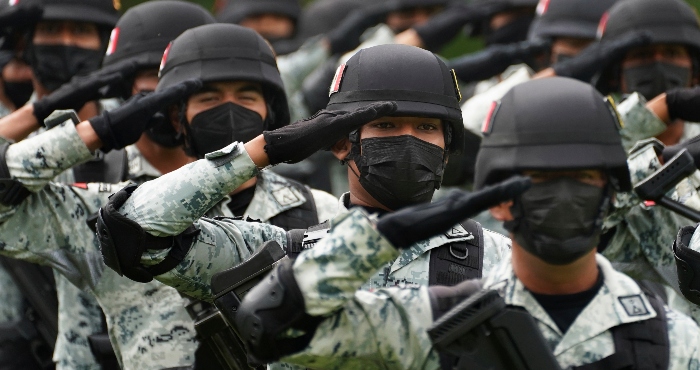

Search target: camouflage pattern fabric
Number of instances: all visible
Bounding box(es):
[334,194,511,290]
[0,103,27,325]
[278,36,330,122]
[278,209,700,369]
[0,121,198,369]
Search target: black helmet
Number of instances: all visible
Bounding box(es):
[0,0,43,36]
[528,0,618,41]
[217,0,301,25]
[295,0,365,40]
[475,77,631,191]
[103,1,215,70]
[157,23,290,130]
[326,44,464,153]
[41,0,120,28]
[598,0,700,50]
[390,0,451,10]
[593,0,700,94]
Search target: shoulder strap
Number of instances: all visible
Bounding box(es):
[72,149,128,184]
[429,219,484,286]
[268,178,319,230]
[572,283,670,370]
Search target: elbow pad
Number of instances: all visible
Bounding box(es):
[0,142,31,206]
[235,258,323,365]
[96,183,199,283]
[673,224,700,305]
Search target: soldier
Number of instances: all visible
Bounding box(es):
[217,0,302,55]
[94,44,514,359]
[0,2,214,369]
[0,19,341,369]
[232,77,700,369]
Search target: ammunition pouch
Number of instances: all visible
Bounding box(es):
[96,183,199,283]
[673,224,700,305]
[0,142,32,206]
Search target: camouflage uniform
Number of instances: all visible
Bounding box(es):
[276,209,700,369]
[0,102,25,326]
[602,97,700,323]
[278,37,330,122]
[114,140,510,302]
[0,115,338,369]
[0,121,198,370]
[462,70,700,322]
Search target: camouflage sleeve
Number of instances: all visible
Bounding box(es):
[278,37,329,103]
[141,217,288,302]
[282,209,438,369]
[293,209,399,316]
[118,142,258,237]
[283,287,440,370]
[665,306,700,369]
[5,119,94,192]
[0,181,115,292]
[482,228,511,277]
[616,93,667,152]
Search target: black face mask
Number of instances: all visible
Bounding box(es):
[3,81,33,109]
[349,135,446,211]
[504,177,610,265]
[622,61,691,101]
[187,102,264,158]
[27,44,103,92]
[484,14,534,46]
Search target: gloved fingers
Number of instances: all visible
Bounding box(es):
[455,176,532,216]
[608,31,652,56]
[99,60,139,80]
[141,79,203,109]
[334,101,398,130]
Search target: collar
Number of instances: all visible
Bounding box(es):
[125,145,162,183]
[339,192,478,273]
[483,254,657,355]
[243,171,308,222]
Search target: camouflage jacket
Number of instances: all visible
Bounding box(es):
[115,141,509,299]
[0,122,198,370]
[329,193,511,290]
[279,209,700,370]
[0,119,338,369]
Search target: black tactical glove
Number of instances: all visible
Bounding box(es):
[263,101,397,165]
[449,39,551,83]
[666,86,700,123]
[33,61,138,123]
[377,176,531,249]
[552,32,651,82]
[413,1,508,51]
[89,79,202,152]
[326,3,393,55]
[662,134,700,168]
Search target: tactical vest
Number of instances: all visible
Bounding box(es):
[287,218,485,285]
[572,283,669,370]
[72,149,129,184]
[267,178,319,230]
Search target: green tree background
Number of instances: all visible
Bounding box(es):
[120,0,700,59]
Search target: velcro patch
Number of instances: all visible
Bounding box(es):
[618,294,650,316]
[272,187,300,207]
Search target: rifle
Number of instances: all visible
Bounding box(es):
[428,289,561,370]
